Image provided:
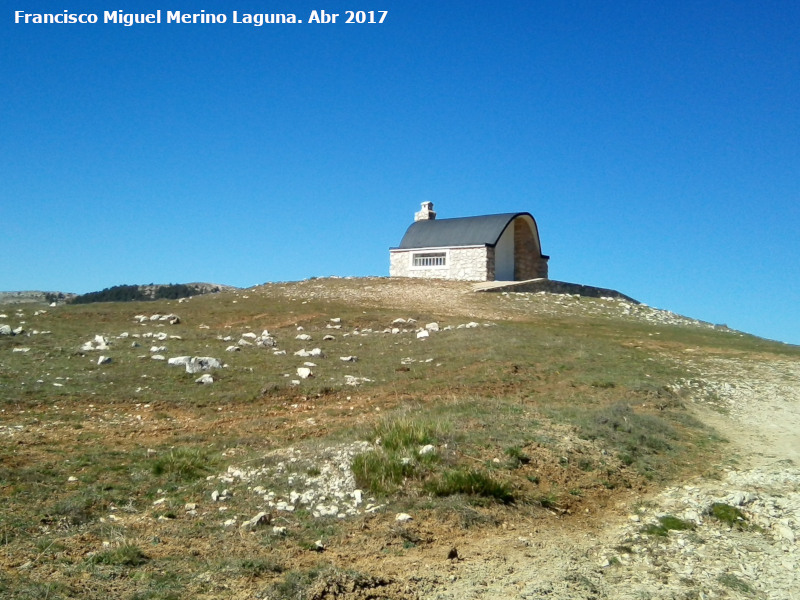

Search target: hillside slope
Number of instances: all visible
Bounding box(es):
[1,277,797,599]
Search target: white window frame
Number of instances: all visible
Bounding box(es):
[410,250,448,269]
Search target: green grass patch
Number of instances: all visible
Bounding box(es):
[151,447,217,482]
[424,468,514,504]
[351,451,415,496]
[709,502,748,527]
[640,515,695,537]
[717,573,755,594]
[369,416,449,451]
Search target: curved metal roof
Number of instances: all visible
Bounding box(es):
[395,212,542,251]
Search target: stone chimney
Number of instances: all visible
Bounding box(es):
[414,201,436,222]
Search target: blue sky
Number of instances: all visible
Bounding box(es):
[2,1,798,345]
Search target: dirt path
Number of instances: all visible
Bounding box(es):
[401,356,800,599]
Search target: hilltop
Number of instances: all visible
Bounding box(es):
[0,282,234,307]
[1,277,798,599]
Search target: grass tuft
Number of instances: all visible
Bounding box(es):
[151,447,216,482]
[425,468,514,504]
[717,573,755,594]
[640,515,694,537]
[351,451,415,496]
[709,502,748,527]
[372,417,448,452]
[89,543,148,567]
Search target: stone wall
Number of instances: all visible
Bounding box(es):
[390,247,490,281]
[476,278,639,302]
[513,218,548,280]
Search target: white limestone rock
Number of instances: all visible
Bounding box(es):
[241,511,270,530]
[185,356,222,374]
[168,356,191,367]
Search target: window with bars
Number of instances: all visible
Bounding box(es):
[412,252,447,267]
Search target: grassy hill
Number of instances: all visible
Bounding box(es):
[1,277,796,599]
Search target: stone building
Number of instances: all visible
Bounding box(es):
[389,202,549,282]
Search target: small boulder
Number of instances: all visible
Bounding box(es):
[185,357,222,374]
[241,511,271,531]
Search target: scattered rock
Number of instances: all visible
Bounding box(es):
[295,348,324,358]
[195,374,214,384]
[241,511,271,531]
[184,357,222,374]
[168,356,191,367]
